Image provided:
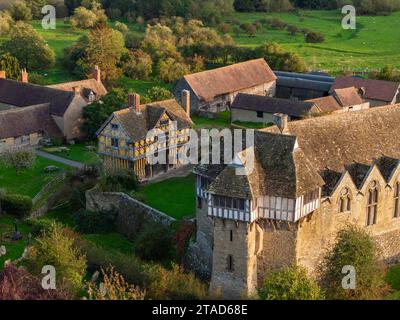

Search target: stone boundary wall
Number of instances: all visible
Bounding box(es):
[86,188,175,240]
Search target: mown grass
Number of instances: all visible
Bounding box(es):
[0,156,68,197]
[192,111,231,129]
[134,174,196,220]
[40,143,101,166]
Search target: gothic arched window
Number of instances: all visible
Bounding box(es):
[339,188,352,213]
[367,181,379,226]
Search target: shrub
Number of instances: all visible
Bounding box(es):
[147,263,209,300]
[258,265,323,300]
[0,264,70,300]
[305,31,325,43]
[26,218,53,236]
[319,225,389,300]
[87,267,145,300]
[26,223,87,295]
[0,193,32,217]
[114,21,129,34]
[135,224,175,262]
[98,169,138,192]
[72,210,116,234]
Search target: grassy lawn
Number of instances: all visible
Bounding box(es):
[227,10,400,73]
[118,76,173,97]
[192,111,231,129]
[0,215,32,269]
[135,174,196,220]
[41,143,101,166]
[386,265,400,299]
[0,156,69,197]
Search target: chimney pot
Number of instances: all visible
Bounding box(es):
[93,65,101,82]
[21,69,28,83]
[0,71,6,79]
[182,90,191,117]
[73,86,81,95]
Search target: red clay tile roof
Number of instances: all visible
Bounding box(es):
[184,59,277,102]
[0,104,62,140]
[333,87,364,107]
[306,96,342,113]
[330,76,400,103]
[47,79,107,99]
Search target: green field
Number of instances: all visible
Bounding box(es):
[227,10,400,73]
[0,156,68,197]
[135,174,196,219]
[41,143,100,166]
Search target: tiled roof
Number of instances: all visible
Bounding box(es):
[0,104,62,139]
[0,79,75,116]
[232,93,317,118]
[332,87,364,107]
[184,59,277,102]
[306,96,342,113]
[102,99,193,142]
[330,76,400,103]
[47,79,107,100]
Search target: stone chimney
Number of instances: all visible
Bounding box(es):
[181,90,191,116]
[93,65,101,82]
[0,71,6,79]
[21,69,28,83]
[274,113,289,133]
[73,86,81,95]
[129,93,141,113]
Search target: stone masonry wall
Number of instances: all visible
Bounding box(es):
[86,188,175,240]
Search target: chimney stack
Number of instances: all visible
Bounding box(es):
[0,71,6,79]
[274,113,289,133]
[181,90,191,116]
[21,69,28,83]
[93,65,101,82]
[128,93,141,113]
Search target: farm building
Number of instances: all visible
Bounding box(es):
[231,93,319,125]
[174,59,277,115]
[330,76,400,107]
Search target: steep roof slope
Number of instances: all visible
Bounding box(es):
[0,104,62,139]
[0,78,75,116]
[183,59,277,102]
[47,79,107,98]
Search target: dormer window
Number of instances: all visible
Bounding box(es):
[394,182,400,218]
[111,123,119,130]
[367,181,379,226]
[339,187,352,213]
[88,91,96,102]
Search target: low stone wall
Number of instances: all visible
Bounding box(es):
[86,188,175,240]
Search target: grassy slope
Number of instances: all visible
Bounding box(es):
[0,156,68,197]
[135,174,196,220]
[41,143,101,166]
[228,10,400,73]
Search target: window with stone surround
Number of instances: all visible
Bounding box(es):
[366,181,379,226]
[394,182,400,218]
[339,187,352,213]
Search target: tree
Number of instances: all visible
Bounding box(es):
[123,49,153,80]
[158,57,189,83]
[82,89,127,139]
[70,1,107,29]
[88,267,145,300]
[26,0,46,19]
[319,225,389,300]
[1,22,55,69]
[305,31,325,43]
[114,21,129,34]
[287,25,300,36]
[258,265,323,300]
[27,223,87,295]
[82,26,126,81]
[0,53,21,80]
[144,86,173,103]
[8,0,32,21]
[0,148,36,176]
[0,11,13,36]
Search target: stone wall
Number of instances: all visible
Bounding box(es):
[86,188,175,240]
